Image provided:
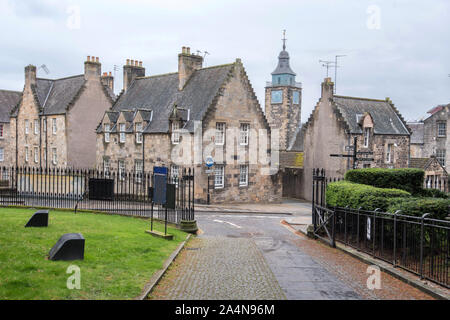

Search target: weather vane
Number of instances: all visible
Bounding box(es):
[282,29,287,50]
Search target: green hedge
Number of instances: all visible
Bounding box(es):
[344,168,424,194]
[326,181,411,211]
[414,188,448,199]
[387,197,450,220]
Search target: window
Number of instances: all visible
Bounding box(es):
[52,118,57,135]
[118,160,125,181]
[172,122,180,144]
[135,160,143,183]
[34,119,39,135]
[43,119,47,132]
[104,123,110,143]
[119,123,126,143]
[386,144,393,163]
[293,91,300,105]
[2,168,9,180]
[52,148,57,165]
[239,123,250,146]
[25,120,29,135]
[170,165,179,186]
[135,122,143,144]
[0,124,4,138]
[271,90,283,104]
[437,122,446,137]
[239,165,248,187]
[363,163,371,169]
[43,147,46,162]
[0,148,4,162]
[215,122,225,145]
[364,128,370,148]
[103,158,110,177]
[436,149,446,167]
[214,165,224,189]
[25,147,29,162]
[34,147,38,163]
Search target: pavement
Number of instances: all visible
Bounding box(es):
[149,199,435,300]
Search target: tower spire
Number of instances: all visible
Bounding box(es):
[282,29,287,51]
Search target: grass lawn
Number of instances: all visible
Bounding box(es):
[0,207,188,300]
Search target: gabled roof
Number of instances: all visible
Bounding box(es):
[332,96,410,135]
[409,157,447,174]
[407,121,424,144]
[0,90,22,122]
[288,124,304,152]
[112,63,235,133]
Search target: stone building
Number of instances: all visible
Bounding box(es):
[299,78,411,200]
[10,57,115,168]
[409,156,448,192]
[264,37,304,199]
[96,47,280,204]
[408,104,450,168]
[0,90,22,171]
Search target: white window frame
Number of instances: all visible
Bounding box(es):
[34,147,39,163]
[171,122,180,144]
[52,148,57,165]
[215,122,225,145]
[118,160,125,181]
[239,165,248,187]
[25,120,29,135]
[43,119,47,132]
[437,122,446,137]
[119,123,126,143]
[135,122,143,144]
[363,128,370,148]
[34,119,39,135]
[239,123,250,146]
[386,144,393,163]
[135,160,143,183]
[170,165,179,187]
[436,149,446,167]
[52,118,57,135]
[25,147,29,162]
[103,158,110,177]
[104,123,110,143]
[0,147,4,162]
[0,123,4,138]
[214,165,224,189]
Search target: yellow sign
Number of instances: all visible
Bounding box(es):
[294,152,304,167]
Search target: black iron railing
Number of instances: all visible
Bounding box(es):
[0,166,194,224]
[312,168,449,288]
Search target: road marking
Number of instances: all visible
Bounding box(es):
[213,219,242,229]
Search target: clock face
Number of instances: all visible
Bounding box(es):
[271,90,283,104]
[293,91,300,104]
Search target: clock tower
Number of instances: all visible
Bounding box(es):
[265,31,302,151]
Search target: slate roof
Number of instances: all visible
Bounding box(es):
[110,63,235,133]
[407,122,424,144]
[0,90,22,122]
[409,157,430,169]
[271,50,296,76]
[332,96,410,135]
[288,124,304,152]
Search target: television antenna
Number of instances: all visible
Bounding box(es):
[334,55,346,94]
[38,64,50,75]
[203,50,210,66]
[319,60,335,78]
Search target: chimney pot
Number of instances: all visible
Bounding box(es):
[109,71,112,76]
[187,47,191,55]
[139,61,143,67]
[126,59,130,65]
[135,60,138,67]
[96,57,99,63]
[87,56,90,62]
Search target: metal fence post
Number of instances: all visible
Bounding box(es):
[393,210,401,267]
[420,213,431,279]
[357,207,361,250]
[373,208,380,258]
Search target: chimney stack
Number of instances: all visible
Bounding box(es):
[123,58,145,91]
[178,46,203,90]
[321,77,334,99]
[84,55,101,80]
[101,71,114,92]
[25,65,37,88]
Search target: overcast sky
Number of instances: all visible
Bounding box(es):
[0,0,449,122]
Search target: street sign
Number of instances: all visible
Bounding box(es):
[205,169,214,174]
[345,145,354,152]
[205,156,214,168]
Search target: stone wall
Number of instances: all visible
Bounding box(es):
[422,107,449,167]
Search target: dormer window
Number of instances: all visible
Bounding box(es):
[363,127,370,148]
[135,122,143,144]
[172,122,180,144]
[119,123,126,143]
[104,123,110,143]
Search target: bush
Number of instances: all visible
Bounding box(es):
[344,168,424,194]
[387,197,450,220]
[326,181,411,211]
[414,188,448,199]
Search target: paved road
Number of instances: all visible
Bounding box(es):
[195,211,360,300]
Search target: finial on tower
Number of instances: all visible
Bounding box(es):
[282,29,287,51]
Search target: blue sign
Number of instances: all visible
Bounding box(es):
[205,156,214,168]
[154,166,168,175]
[153,166,168,205]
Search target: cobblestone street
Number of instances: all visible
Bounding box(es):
[149,204,436,300]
